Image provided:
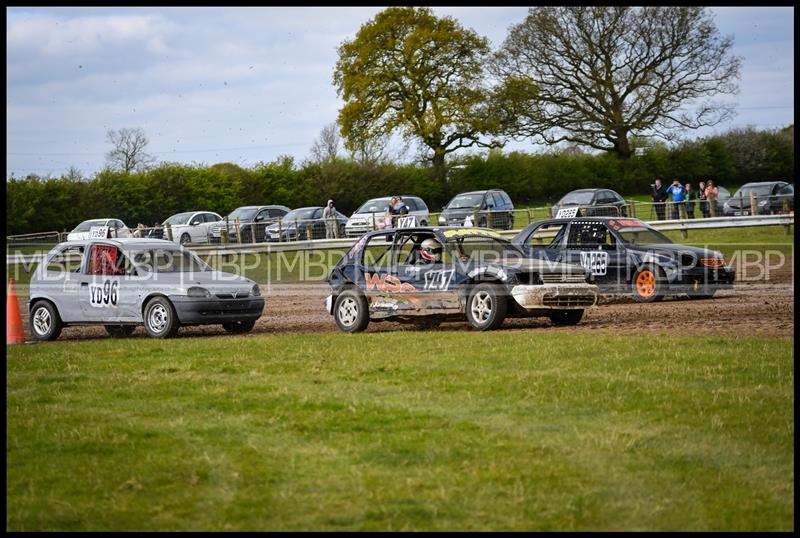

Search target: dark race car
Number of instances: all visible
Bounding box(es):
[512,217,736,302]
[325,226,599,332]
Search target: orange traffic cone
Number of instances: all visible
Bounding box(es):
[7,278,26,344]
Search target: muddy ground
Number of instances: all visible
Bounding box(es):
[14,272,794,342]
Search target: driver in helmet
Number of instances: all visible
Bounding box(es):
[417,238,443,265]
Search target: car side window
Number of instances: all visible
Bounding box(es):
[255,210,268,222]
[485,193,496,209]
[777,184,793,195]
[270,208,288,218]
[46,246,86,274]
[415,198,428,211]
[528,223,567,249]
[566,222,611,250]
[205,213,221,223]
[190,214,203,225]
[87,245,126,275]
[362,234,393,270]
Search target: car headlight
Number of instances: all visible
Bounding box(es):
[251,284,261,297]
[758,200,768,206]
[438,216,446,225]
[187,286,211,298]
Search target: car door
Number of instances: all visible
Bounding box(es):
[559,221,625,289]
[40,244,87,322]
[389,232,459,312]
[78,243,128,321]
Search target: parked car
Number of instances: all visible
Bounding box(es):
[28,238,264,340]
[345,196,430,237]
[162,211,223,245]
[265,207,347,242]
[438,189,515,229]
[325,226,598,332]
[66,218,131,241]
[723,182,794,216]
[214,205,291,243]
[551,189,627,218]
[512,216,736,302]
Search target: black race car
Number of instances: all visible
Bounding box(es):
[511,217,735,302]
[325,226,599,332]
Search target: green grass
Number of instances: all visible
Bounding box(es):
[6,332,794,531]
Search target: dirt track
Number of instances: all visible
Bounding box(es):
[15,278,794,342]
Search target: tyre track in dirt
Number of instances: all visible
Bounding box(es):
[15,280,793,342]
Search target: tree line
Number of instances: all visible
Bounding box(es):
[6,125,792,236]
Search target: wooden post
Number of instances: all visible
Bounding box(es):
[527,208,533,225]
[278,219,283,242]
[630,200,636,218]
[166,223,173,242]
[783,199,790,214]
[681,228,688,239]
[235,218,242,243]
[750,192,758,216]
[222,216,229,244]
[473,207,479,227]
[679,202,687,220]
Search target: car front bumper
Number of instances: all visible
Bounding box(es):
[510,283,599,310]
[170,296,265,324]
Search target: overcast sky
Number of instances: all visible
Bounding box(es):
[5,6,795,178]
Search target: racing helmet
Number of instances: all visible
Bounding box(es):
[419,238,443,263]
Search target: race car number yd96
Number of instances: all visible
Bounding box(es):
[580,251,608,276]
[89,280,119,307]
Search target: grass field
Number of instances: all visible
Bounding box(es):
[6,332,794,531]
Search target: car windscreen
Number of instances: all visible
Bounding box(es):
[282,208,318,222]
[356,199,391,213]
[72,219,107,232]
[163,212,193,225]
[129,248,210,273]
[616,227,673,246]
[559,192,595,205]
[447,193,484,209]
[446,236,525,264]
[228,208,259,221]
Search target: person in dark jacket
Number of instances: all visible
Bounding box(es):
[651,179,668,220]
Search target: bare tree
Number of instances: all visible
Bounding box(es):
[310,123,342,163]
[491,7,741,159]
[105,127,155,172]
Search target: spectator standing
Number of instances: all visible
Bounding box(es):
[323,199,338,239]
[147,222,164,239]
[666,179,686,219]
[698,181,710,218]
[705,180,719,217]
[651,179,668,220]
[685,183,696,219]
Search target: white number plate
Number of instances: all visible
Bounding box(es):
[579,251,608,276]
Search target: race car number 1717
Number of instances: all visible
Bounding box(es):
[579,251,608,276]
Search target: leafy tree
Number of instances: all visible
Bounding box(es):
[333,7,498,179]
[492,6,741,158]
[105,127,156,173]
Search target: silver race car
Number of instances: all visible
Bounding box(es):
[29,238,264,340]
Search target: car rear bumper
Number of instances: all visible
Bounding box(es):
[510,283,598,310]
[171,296,265,324]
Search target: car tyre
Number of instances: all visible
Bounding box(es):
[334,289,369,333]
[466,283,507,331]
[632,265,666,303]
[30,300,63,341]
[143,296,180,338]
[105,325,135,338]
[549,309,584,326]
[222,320,256,333]
[180,233,191,246]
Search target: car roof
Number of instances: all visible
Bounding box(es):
[531,216,645,225]
[233,205,289,210]
[739,181,788,187]
[364,225,504,236]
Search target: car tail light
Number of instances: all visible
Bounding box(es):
[700,258,725,267]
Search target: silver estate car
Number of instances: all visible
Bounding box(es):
[28,238,264,340]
